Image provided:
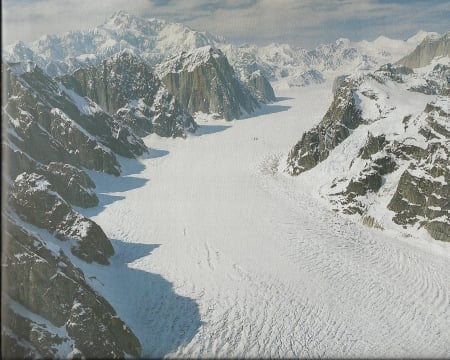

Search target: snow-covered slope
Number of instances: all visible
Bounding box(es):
[3,11,432,87]
[287,57,450,241]
[222,33,428,87]
[74,81,450,358]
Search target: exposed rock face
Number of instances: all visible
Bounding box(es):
[4,145,99,208]
[3,61,147,176]
[397,32,450,68]
[286,61,449,242]
[3,61,144,356]
[45,162,98,208]
[376,62,450,95]
[245,70,276,103]
[9,172,114,265]
[286,76,362,175]
[60,51,197,138]
[387,99,449,241]
[158,46,260,120]
[2,214,141,358]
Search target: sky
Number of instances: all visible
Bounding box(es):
[2,0,450,49]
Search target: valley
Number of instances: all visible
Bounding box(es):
[2,10,449,358]
[78,84,450,357]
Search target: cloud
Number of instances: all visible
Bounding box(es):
[2,0,449,48]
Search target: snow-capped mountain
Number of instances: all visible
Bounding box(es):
[287,56,450,241]
[220,32,431,86]
[3,11,432,88]
[2,9,450,358]
[60,51,197,137]
[3,11,222,77]
[157,46,260,120]
[396,31,450,68]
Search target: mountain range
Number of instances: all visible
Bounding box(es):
[3,11,437,86]
[2,10,449,358]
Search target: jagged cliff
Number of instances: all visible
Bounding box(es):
[2,61,144,357]
[2,213,141,358]
[60,51,197,138]
[3,61,147,176]
[397,32,450,68]
[157,46,260,120]
[286,58,450,242]
[245,70,276,103]
[286,76,362,175]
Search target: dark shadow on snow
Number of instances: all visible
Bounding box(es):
[194,124,231,136]
[276,96,294,101]
[92,239,203,358]
[109,239,160,264]
[140,148,170,160]
[79,146,170,216]
[118,147,170,176]
[239,102,291,120]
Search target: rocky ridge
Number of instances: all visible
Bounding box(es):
[3,61,147,176]
[2,60,146,357]
[3,11,430,87]
[157,46,260,120]
[60,51,197,137]
[287,58,450,242]
[2,213,141,358]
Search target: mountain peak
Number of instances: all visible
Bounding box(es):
[406,30,440,44]
[157,45,224,76]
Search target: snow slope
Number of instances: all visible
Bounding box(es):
[77,83,450,358]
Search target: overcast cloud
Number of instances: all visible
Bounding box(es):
[2,0,450,48]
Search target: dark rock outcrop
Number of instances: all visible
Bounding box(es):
[158,46,260,120]
[287,66,449,242]
[2,59,146,358]
[4,144,99,208]
[3,61,147,176]
[9,172,114,264]
[60,51,197,138]
[387,100,449,241]
[2,214,142,358]
[245,70,276,103]
[287,77,362,175]
[375,62,450,95]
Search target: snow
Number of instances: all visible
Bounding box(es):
[60,84,102,115]
[3,293,74,357]
[74,81,450,358]
[156,46,221,77]
[3,11,433,85]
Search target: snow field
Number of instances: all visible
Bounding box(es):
[79,83,450,358]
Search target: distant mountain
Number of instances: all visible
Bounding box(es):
[3,11,432,87]
[397,32,450,68]
[157,46,260,120]
[60,51,197,137]
[286,57,450,241]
